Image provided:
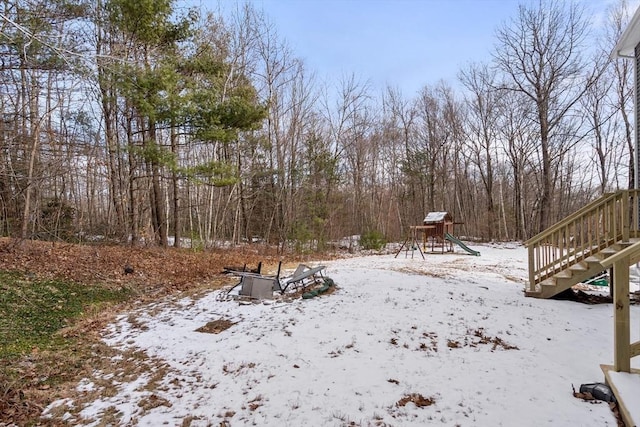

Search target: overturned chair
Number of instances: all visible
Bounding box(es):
[225,262,327,300]
[279,263,327,292]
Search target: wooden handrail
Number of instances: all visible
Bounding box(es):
[525,192,617,247]
[600,239,640,268]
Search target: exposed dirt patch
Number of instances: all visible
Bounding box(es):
[196,319,237,334]
[552,289,613,304]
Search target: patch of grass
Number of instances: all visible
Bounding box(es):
[0,271,131,359]
[0,271,133,425]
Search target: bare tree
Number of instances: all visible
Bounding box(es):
[497,89,538,240]
[321,73,372,235]
[0,0,633,251]
[382,86,416,234]
[580,64,622,194]
[493,0,598,232]
[459,62,500,240]
[411,82,460,218]
[605,0,634,189]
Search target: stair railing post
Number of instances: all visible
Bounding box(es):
[633,190,640,238]
[528,244,536,293]
[622,190,630,242]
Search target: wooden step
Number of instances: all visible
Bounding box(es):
[529,260,610,299]
[555,270,573,279]
[553,261,587,279]
[537,279,564,299]
[585,254,605,263]
[569,263,588,272]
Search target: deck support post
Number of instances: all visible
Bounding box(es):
[612,257,631,372]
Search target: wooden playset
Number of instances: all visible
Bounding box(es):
[395,211,480,258]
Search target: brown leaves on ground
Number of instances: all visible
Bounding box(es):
[444,329,518,351]
[446,339,461,349]
[0,382,43,426]
[572,388,596,401]
[0,237,330,426]
[396,393,435,408]
[138,393,172,411]
[469,328,519,351]
[0,237,303,298]
[572,385,625,426]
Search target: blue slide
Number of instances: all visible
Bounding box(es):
[444,233,481,256]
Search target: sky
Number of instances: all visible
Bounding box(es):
[193,0,625,97]
[244,0,523,95]
[42,243,640,425]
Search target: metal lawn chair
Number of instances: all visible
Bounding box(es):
[277,264,326,293]
[222,262,326,300]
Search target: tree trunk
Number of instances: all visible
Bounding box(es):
[20,70,40,241]
[171,124,180,247]
[539,109,552,233]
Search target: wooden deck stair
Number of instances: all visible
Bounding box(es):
[526,243,634,298]
[525,190,640,299]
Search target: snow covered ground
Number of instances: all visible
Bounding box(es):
[44,242,640,426]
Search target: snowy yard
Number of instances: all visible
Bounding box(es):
[44,243,640,426]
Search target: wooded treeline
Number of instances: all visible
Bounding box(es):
[0,0,635,250]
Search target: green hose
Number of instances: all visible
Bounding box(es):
[302,276,335,299]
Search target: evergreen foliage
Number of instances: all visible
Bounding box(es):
[360,230,387,251]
